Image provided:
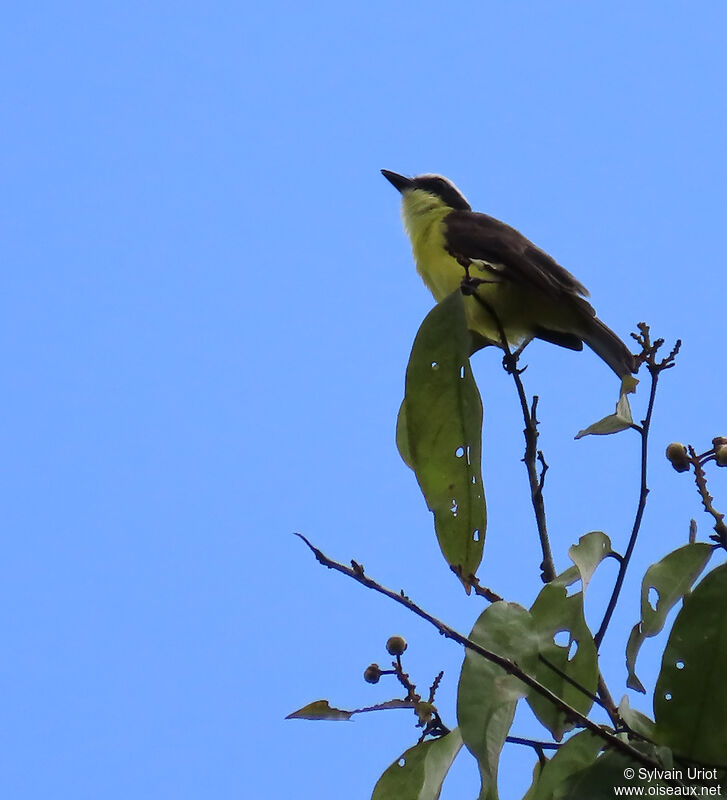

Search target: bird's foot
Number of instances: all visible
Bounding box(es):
[502,350,527,376]
[460,274,495,296]
[501,337,532,374]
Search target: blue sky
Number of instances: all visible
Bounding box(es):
[3,2,727,798]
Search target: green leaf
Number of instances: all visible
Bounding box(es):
[653,562,727,765]
[371,729,463,800]
[521,760,545,800]
[621,375,639,395]
[285,700,353,721]
[617,696,656,740]
[396,399,414,469]
[526,731,603,800]
[625,543,713,693]
[615,391,634,422]
[457,602,540,800]
[555,745,666,799]
[624,625,647,693]
[568,532,613,594]
[527,581,598,741]
[402,290,486,591]
[574,392,634,439]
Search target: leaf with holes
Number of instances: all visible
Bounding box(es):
[653,562,727,764]
[402,290,486,592]
[568,532,613,594]
[457,602,540,800]
[523,731,603,800]
[371,728,463,800]
[527,577,598,741]
[625,543,713,693]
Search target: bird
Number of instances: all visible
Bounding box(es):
[381,170,636,379]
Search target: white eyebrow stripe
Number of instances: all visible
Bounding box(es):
[415,173,469,205]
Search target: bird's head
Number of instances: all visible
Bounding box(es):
[381,170,471,215]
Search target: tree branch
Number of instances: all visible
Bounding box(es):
[688,446,727,546]
[594,326,679,650]
[462,280,556,583]
[295,533,664,772]
[506,735,561,752]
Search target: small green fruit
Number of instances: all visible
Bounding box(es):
[363,664,381,684]
[665,442,690,473]
[386,636,408,656]
[715,445,727,467]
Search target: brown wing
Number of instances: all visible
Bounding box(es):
[443,210,592,306]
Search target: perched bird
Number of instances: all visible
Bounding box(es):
[381,170,635,378]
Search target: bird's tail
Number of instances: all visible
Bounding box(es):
[581,316,636,378]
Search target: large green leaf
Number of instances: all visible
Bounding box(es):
[625,543,713,693]
[519,539,607,742]
[653,562,727,765]
[401,290,486,591]
[556,744,668,799]
[457,602,540,800]
[396,399,414,469]
[371,729,463,800]
[524,731,603,800]
[526,575,598,741]
[521,761,545,800]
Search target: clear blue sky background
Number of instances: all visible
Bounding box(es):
[3,3,726,798]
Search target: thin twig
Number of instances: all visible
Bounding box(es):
[538,654,607,710]
[295,533,665,772]
[688,446,727,546]
[468,574,504,603]
[594,325,678,650]
[594,373,655,649]
[537,449,549,495]
[506,736,561,751]
[463,280,555,583]
[428,671,444,703]
[596,673,620,729]
[393,654,419,703]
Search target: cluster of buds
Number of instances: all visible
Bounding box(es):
[666,437,727,473]
[363,636,408,684]
[362,635,448,736]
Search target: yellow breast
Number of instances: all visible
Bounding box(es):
[401,197,529,346]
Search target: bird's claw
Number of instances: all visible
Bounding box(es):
[460,275,487,296]
[502,351,527,375]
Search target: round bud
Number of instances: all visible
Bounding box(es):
[665,442,690,473]
[713,437,727,448]
[363,664,381,684]
[716,445,727,467]
[386,635,408,656]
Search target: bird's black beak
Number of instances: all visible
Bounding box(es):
[381,169,413,193]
